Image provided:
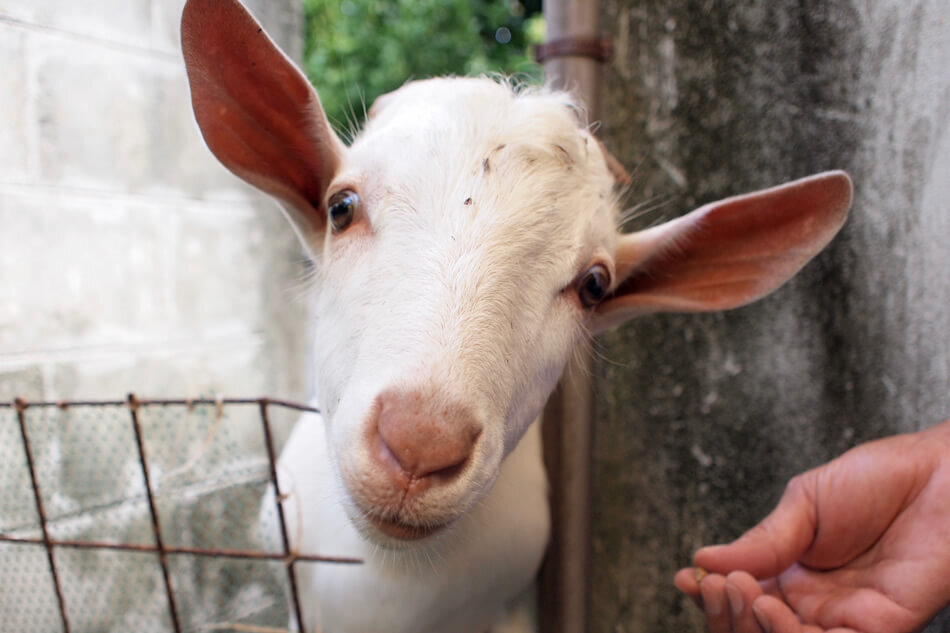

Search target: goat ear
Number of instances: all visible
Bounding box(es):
[594,137,633,186]
[181,0,344,238]
[590,171,853,334]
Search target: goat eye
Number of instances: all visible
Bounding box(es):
[328,190,360,232]
[577,265,611,309]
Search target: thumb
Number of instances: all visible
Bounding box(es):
[694,473,818,579]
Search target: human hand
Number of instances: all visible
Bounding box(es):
[675,419,950,633]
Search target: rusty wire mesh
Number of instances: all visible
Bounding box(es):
[0,395,360,633]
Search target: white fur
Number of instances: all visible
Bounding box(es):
[276,412,548,633]
[274,78,617,633]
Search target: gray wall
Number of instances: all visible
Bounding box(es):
[592,1,949,631]
[0,1,309,630]
[0,0,307,405]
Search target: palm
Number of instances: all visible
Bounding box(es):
[768,561,918,631]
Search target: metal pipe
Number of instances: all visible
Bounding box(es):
[543,0,603,116]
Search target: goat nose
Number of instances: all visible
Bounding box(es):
[375,391,481,481]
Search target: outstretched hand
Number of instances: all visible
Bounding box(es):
[675,419,950,633]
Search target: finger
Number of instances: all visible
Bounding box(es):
[699,573,732,633]
[725,571,765,633]
[695,473,817,578]
[674,567,704,609]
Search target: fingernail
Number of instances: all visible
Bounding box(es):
[725,583,743,616]
[752,604,771,633]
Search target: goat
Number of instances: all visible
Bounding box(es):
[180,1,852,631]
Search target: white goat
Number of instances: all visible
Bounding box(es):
[181,1,852,631]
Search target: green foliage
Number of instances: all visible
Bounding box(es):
[302,0,544,135]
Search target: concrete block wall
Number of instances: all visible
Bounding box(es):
[0,0,308,405]
[0,1,311,630]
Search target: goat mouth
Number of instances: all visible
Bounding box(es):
[368,515,447,541]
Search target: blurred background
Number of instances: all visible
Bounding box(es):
[302,0,543,134]
[0,0,309,405]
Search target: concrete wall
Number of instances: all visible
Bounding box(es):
[593,1,949,631]
[0,0,307,405]
[0,1,309,630]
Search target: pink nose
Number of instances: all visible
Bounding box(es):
[374,390,481,487]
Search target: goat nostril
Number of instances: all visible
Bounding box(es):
[415,440,471,481]
[376,423,476,481]
[375,392,481,482]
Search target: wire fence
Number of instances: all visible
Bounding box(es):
[0,395,361,633]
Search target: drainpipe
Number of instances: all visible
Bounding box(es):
[536,3,607,632]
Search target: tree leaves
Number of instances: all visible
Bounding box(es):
[303,0,544,136]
